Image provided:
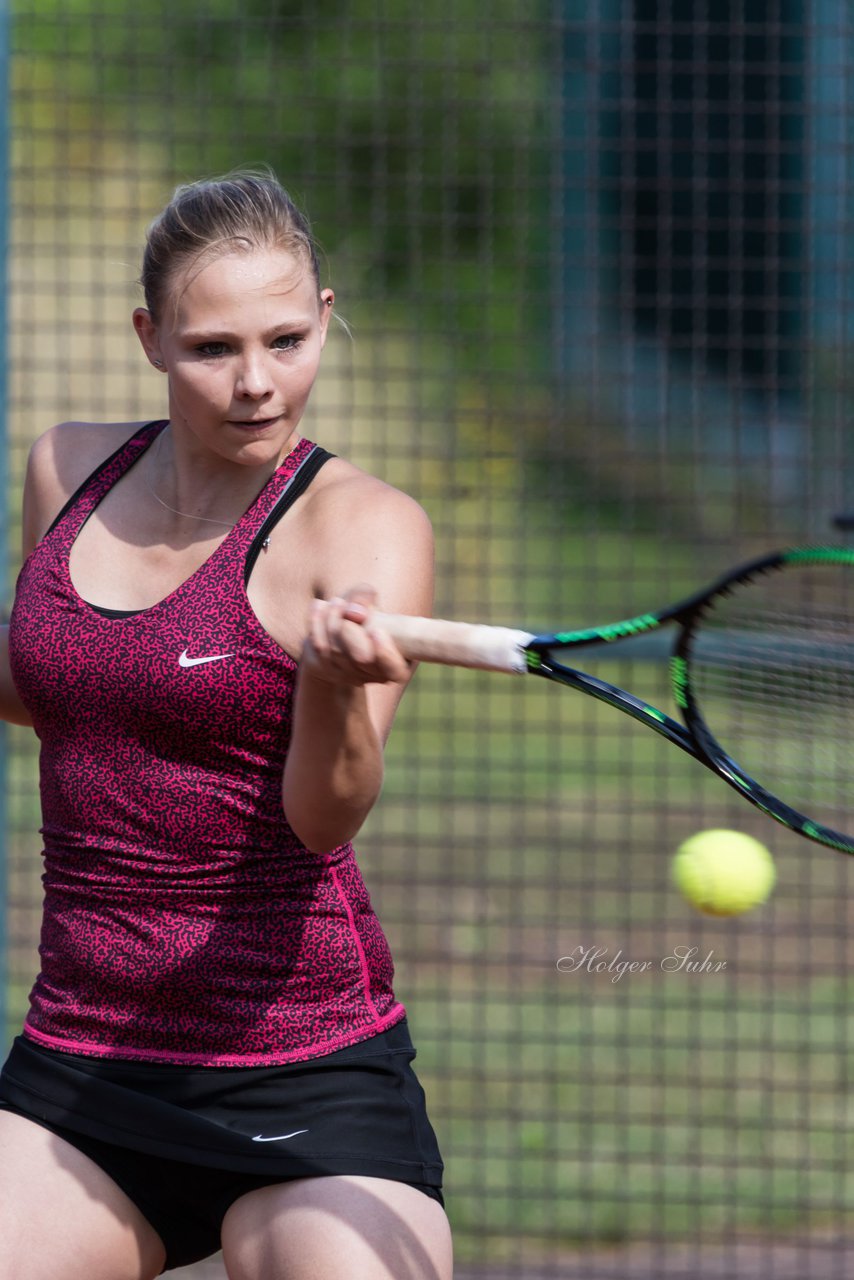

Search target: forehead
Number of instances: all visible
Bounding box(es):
[168,246,316,327]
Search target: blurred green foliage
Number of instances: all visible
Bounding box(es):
[15,0,552,360]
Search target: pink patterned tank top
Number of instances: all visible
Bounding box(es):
[8,421,405,1065]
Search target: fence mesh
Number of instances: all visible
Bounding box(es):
[6,3,854,1276]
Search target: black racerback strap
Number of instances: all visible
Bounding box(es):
[244,445,335,584]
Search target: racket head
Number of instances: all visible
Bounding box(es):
[674,547,854,853]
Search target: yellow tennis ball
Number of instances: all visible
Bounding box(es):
[673,829,776,917]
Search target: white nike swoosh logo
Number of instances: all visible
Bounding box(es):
[251,1129,309,1142]
[179,649,235,668]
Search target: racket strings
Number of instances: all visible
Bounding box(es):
[687,567,854,827]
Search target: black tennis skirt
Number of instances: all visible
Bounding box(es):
[0,1020,444,1270]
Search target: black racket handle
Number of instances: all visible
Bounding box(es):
[832,514,854,531]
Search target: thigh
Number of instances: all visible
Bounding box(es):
[0,1110,167,1280]
[221,1174,453,1280]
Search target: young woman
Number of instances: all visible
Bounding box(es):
[0,172,452,1279]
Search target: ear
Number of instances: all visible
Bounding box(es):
[133,308,166,371]
[318,289,335,349]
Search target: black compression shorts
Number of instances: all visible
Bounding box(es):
[0,1021,444,1271]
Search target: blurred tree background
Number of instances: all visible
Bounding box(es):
[6,4,854,1277]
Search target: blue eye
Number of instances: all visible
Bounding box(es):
[196,342,229,357]
[273,334,302,351]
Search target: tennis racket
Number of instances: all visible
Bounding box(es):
[375,546,854,855]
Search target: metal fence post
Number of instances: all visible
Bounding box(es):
[0,0,9,1050]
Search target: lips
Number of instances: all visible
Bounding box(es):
[228,416,280,428]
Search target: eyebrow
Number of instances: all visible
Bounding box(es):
[178,318,316,343]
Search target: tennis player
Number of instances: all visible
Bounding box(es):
[0,171,452,1279]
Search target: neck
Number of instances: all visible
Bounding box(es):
[147,424,288,530]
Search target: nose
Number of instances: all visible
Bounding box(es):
[235,350,274,399]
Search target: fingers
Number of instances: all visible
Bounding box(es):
[306,593,411,686]
[337,584,378,622]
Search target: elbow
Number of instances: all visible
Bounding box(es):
[284,787,383,856]
[286,812,363,856]
[282,748,385,854]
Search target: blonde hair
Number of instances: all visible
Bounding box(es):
[140,169,321,322]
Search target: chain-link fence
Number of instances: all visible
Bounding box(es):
[6,3,854,1276]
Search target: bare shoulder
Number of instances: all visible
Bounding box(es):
[309,455,432,535]
[304,455,434,611]
[23,420,151,554]
[26,419,148,488]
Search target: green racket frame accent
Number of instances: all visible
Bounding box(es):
[521,545,854,855]
[550,612,661,645]
[784,547,854,566]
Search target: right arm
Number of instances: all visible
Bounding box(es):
[0,627,31,726]
[0,420,140,728]
[0,434,48,727]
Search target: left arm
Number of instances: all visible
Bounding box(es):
[282,482,434,853]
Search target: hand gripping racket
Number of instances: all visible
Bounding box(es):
[375,547,854,854]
